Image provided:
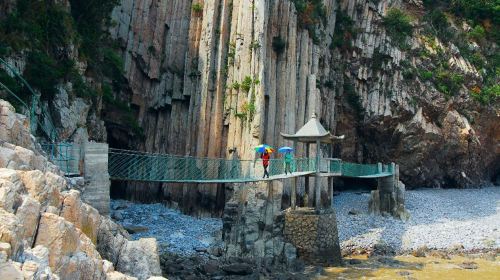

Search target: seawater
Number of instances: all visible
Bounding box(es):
[321,254,500,279]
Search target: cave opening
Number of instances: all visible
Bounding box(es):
[334,177,378,193]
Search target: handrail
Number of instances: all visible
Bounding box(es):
[0,57,58,142]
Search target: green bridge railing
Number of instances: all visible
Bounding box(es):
[0,57,58,142]
[40,143,79,174]
[109,148,316,183]
[0,58,76,174]
[109,149,394,183]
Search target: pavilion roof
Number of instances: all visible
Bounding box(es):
[280,113,344,143]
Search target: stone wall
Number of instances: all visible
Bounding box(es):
[284,208,341,265]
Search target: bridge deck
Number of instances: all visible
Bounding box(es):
[110,171,316,184]
[109,170,394,184]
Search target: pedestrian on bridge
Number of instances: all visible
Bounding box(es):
[284,152,293,175]
[278,146,294,175]
[261,150,270,178]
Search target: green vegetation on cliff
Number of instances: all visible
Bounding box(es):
[291,0,327,43]
[331,11,356,50]
[383,8,413,49]
[420,0,499,105]
[0,0,123,101]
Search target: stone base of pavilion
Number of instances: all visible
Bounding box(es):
[283,207,342,266]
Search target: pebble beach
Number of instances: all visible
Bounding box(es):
[335,187,500,253]
[111,187,500,256]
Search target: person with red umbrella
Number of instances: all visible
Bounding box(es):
[255,144,273,178]
[261,150,270,178]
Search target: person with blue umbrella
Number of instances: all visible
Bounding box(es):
[278,147,293,175]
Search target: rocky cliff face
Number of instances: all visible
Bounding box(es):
[1,0,498,214]
[106,0,498,214]
[0,100,164,280]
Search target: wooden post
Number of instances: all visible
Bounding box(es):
[377,162,382,174]
[315,139,321,210]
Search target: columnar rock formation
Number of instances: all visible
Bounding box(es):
[1,0,498,214]
[222,181,299,268]
[0,100,164,280]
[106,0,499,214]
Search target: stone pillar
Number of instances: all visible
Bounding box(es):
[304,144,310,207]
[328,177,333,208]
[369,163,409,220]
[284,208,342,265]
[82,142,110,215]
[377,175,394,214]
[291,140,297,210]
[314,140,320,210]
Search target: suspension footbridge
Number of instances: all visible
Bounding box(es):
[107,148,394,183]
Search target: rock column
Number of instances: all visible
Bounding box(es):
[369,163,409,220]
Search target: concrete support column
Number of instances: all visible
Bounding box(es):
[82,142,110,215]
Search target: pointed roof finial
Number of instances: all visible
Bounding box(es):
[311,112,317,119]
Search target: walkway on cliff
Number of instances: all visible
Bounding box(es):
[108,148,394,183]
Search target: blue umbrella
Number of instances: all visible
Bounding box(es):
[278,146,293,153]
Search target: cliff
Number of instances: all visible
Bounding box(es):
[0,100,164,280]
[107,0,499,213]
[0,0,498,215]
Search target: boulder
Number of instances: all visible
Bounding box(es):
[60,190,101,244]
[13,146,35,170]
[115,238,162,280]
[34,213,105,279]
[97,217,130,265]
[106,271,139,280]
[0,209,22,259]
[0,146,17,169]
[0,260,23,280]
[0,242,11,257]
[221,263,253,275]
[18,170,63,208]
[15,195,41,247]
[102,260,114,273]
[0,177,24,213]
[23,245,60,280]
[0,100,33,150]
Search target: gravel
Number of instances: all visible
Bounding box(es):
[335,187,500,252]
[111,187,500,257]
[110,200,222,256]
